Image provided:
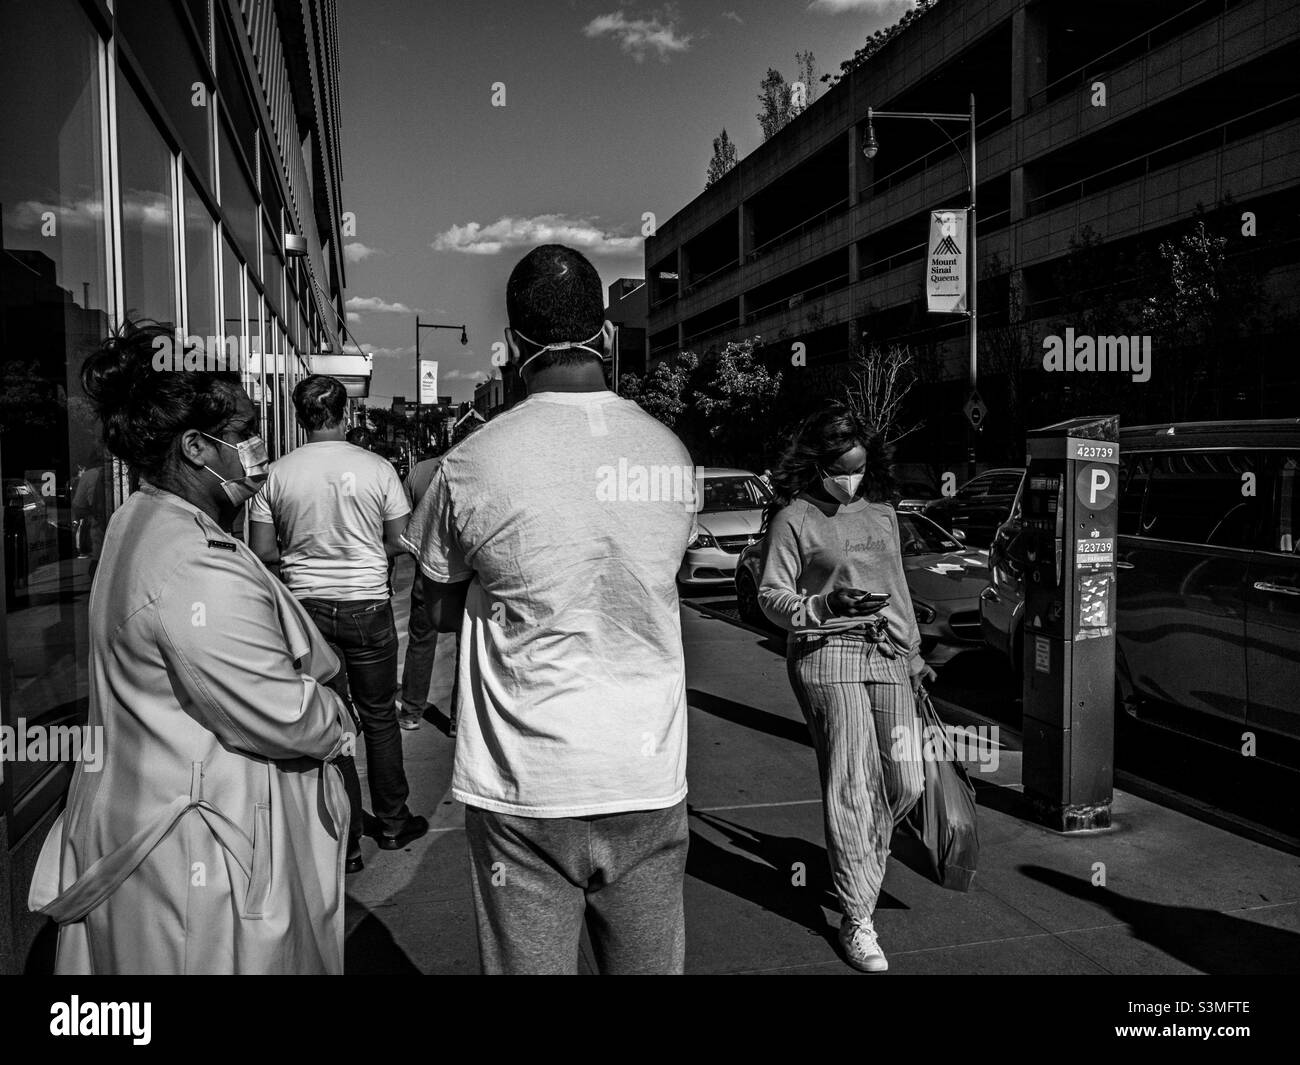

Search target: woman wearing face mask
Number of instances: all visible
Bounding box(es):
[29,322,354,974]
[758,401,936,974]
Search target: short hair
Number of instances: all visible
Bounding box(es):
[80,320,244,480]
[293,375,347,431]
[505,244,605,373]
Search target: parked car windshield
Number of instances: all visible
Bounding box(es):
[702,475,771,512]
[897,513,963,555]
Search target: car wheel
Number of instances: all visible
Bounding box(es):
[735,572,765,626]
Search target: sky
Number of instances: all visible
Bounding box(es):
[336,0,918,404]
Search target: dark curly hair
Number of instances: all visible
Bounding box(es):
[80,320,244,481]
[506,244,605,373]
[764,400,893,525]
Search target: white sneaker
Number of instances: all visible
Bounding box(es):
[839,915,888,973]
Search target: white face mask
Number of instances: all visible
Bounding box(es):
[821,470,863,504]
[201,432,270,505]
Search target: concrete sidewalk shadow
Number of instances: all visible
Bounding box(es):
[344,897,422,974]
[687,688,811,747]
[687,808,908,947]
[1020,864,1300,974]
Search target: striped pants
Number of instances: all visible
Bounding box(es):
[787,631,925,921]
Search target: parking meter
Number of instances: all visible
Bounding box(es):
[1021,415,1119,831]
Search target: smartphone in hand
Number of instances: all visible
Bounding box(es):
[849,589,890,615]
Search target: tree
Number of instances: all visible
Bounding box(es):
[823,0,944,88]
[693,338,784,469]
[705,128,739,189]
[756,68,792,142]
[618,352,699,431]
[792,50,818,116]
[1142,207,1266,419]
[756,53,819,142]
[843,340,921,446]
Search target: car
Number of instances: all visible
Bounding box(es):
[895,479,939,514]
[735,509,989,652]
[922,467,1025,548]
[4,477,58,601]
[677,468,771,586]
[980,419,1300,765]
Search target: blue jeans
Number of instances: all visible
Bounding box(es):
[465,800,689,975]
[300,597,412,847]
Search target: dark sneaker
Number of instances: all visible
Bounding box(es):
[376,814,429,851]
[346,843,364,874]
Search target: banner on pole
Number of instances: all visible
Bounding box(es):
[419,360,439,405]
[926,209,968,314]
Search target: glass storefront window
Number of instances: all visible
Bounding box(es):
[218,116,258,266]
[116,68,177,325]
[250,280,273,456]
[0,0,108,821]
[184,176,217,338]
[262,214,281,315]
[215,18,258,168]
[115,0,212,185]
[278,325,290,456]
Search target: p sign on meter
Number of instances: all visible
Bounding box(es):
[1077,463,1117,511]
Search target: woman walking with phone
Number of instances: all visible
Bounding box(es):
[758,401,935,973]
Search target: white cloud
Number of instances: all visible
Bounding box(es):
[11,197,106,232]
[341,342,416,359]
[345,295,419,315]
[807,0,915,13]
[721,10,743,23]
[343,241,381,263]
[346,311,361,323]
[442,369,488,382]
[431,214,642,256]
[583,11,692,62]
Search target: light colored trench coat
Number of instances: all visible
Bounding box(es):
[30,483,352,973]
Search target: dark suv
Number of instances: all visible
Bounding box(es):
[922,468,1025,549]
[981,419,1300,765]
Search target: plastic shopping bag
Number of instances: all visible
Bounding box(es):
[890,688,980,892]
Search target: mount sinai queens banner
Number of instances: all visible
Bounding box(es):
[926,209,968,314]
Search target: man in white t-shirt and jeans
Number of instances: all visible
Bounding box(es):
[403,244,697,974]
[250,375,427,875]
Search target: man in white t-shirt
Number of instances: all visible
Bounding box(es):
[250,375,427,875]
[402,244,697,974]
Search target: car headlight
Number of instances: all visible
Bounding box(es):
[912,599,937,624]
[687,531,718,550]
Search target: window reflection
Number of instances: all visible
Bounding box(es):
[0,0,108,811]
[117,68,176,324]
[185,177,217,337]
[219,117,258,265]
[116,0,212,184]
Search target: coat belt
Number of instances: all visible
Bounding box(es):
[33,762,256,926]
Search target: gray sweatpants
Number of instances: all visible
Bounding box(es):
[464,799,689,975]
[787,632,925,921]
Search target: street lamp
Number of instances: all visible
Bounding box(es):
[415,317,468,455]
[863,93,978,478]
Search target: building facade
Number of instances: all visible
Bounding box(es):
[644,0,1300,467]
[0,0,350,972]
[606,277,648,382]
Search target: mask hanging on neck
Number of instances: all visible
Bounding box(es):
[512,327,606,374]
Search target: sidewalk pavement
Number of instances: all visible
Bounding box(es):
[345,558,1300,974]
